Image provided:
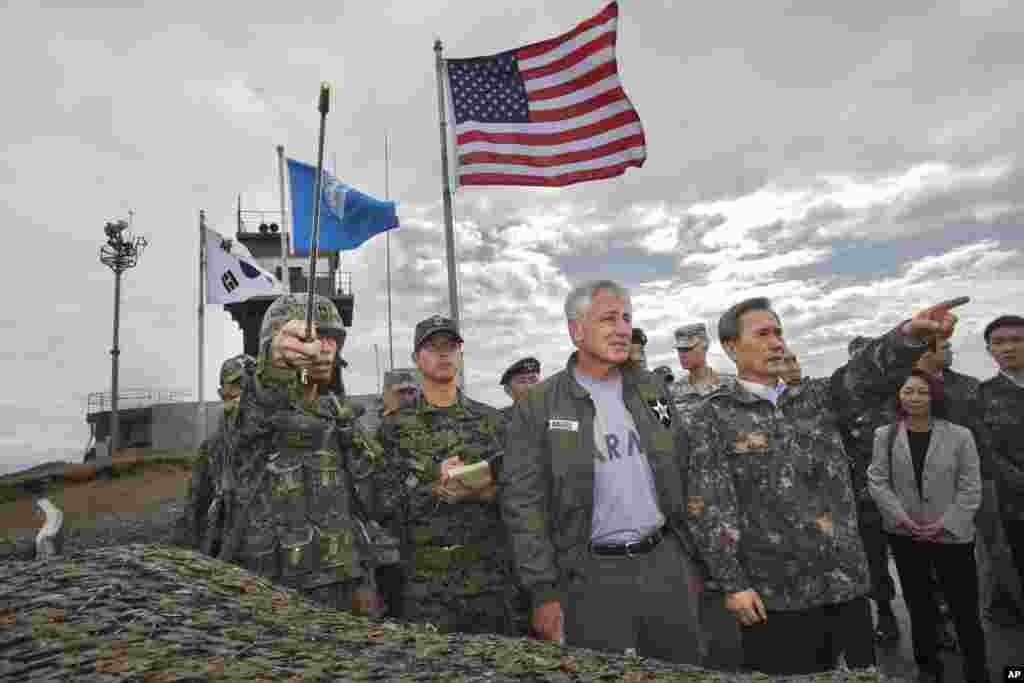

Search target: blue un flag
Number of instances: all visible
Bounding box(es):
[287,158,399,255]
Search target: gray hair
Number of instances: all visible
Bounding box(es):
[718,296,781,344]
[564,280,632,321]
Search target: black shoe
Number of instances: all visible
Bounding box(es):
[875,609,900,644]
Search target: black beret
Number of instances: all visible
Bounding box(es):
[500,357,541,385]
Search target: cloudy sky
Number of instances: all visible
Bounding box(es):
[2,0,1022,475]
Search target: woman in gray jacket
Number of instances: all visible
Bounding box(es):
[868,369,987,683]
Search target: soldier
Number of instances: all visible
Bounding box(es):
[369,315,512,634]
[359,369,419,440]
[205,294,386,613]
[627,327,648,369]
[499,357,541,421]
[834,336,901,645]
[670,323,735,424]
[173,353,254,553]
[685,295,964,675]
[667,322,743,668]
[978,315,1024,604]
[501,280,703,664]
[780,351,803,385]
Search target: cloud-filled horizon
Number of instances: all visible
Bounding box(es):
[1,1,1022,475]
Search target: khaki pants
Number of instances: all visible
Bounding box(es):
[563,531,704,665]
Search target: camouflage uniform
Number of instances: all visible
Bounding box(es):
[685,325,928,612]
[669,373,737,426]
[978,372,1024,591]
[371,392,514,634]
[174,354,253,553]
[211,294,382,610]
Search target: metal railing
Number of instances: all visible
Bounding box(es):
[289,272,352,297]
[87,388,192,415]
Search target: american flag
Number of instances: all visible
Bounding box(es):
[445,2,646,188]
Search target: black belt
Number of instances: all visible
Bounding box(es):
[589,526,666,557]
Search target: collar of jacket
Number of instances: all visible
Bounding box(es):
[563,352,657,400]
[998,368,1024,389]
[699,374,762,405]
[413,388,467,415]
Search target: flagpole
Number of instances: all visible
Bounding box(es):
[304,82,331,344]
[433,38,464,389]
[276,145,291,293]
[385,131,394,371]
[196,209,207,451]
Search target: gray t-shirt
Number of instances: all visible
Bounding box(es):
[574,369,665,544]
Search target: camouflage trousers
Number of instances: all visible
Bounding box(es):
[390,513,524,636]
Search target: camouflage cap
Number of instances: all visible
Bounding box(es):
[413,315,463,350]
[219,354,255,386]
[631,328,648,346]
[674,323,708,349]
[500,357,541,385]
[848,335,873,358]
[258,293,347,354]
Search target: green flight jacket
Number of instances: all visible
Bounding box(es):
[499,353,694,608]
[686,324,928,611]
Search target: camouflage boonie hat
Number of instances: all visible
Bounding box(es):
[500,357,541,385]
[258,293,346,353]
[674,323,708,350]
[413,315,463,350]
[219,354,255,386]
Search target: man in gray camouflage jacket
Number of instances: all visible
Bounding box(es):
[685,295,965,675]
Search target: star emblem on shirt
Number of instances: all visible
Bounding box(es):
[649,399,673,428]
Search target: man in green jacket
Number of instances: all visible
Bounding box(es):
[686,295,965,675]
[500,280,703,664]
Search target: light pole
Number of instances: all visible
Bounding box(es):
[99,218,147,466]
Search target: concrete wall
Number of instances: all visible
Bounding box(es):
[150,401,224,450]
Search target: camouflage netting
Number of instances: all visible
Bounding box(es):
[0,544,889,682]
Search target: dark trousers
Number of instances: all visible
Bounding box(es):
[858,500,896,603]
[563,531,703,665]
[1005,518,1024,594]
[887,534,988,683]
[740,597,875,675]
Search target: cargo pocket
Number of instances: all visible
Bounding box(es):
[280,525,316,581]
[318,526,355,572]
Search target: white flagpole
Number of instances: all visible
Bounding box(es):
[276,145,291,292]
[434,38,464,390]
[196,210,207,451]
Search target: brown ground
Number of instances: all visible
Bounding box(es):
[0,459,191,531]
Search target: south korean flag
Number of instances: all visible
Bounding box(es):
[205,227,282,304]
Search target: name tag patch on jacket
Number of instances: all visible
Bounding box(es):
[548,419,579,432]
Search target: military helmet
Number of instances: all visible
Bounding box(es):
[220,353,255,386]
[258,293,347,354]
